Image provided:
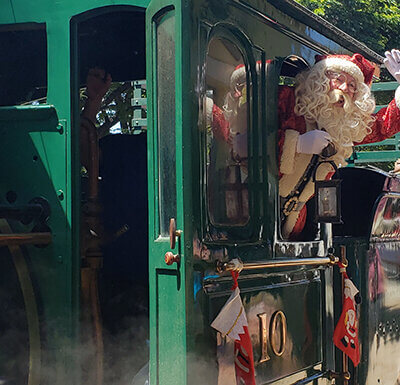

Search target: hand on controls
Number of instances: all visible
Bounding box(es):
[296,130,332,155]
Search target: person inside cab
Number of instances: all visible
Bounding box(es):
[209,50,400,240]
[277,50,400,239]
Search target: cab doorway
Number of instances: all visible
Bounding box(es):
[72,7,149,385]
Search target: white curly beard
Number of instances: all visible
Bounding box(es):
[294,69,376,166]
[314,90,363,164]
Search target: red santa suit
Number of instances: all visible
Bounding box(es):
[278,54,400,239]
[278,82,400,239]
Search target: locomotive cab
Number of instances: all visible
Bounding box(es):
[1,0,400,385]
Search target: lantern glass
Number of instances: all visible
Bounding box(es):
[314,178,342,224]
[317,186,337,217]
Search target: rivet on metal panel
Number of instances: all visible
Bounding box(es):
[6,191,17,204]
[57,190,64,201]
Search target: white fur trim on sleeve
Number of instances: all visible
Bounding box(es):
[206,97,214,126]
[395,86,400,110]
[282,210,301,239]
[280,129,300,175]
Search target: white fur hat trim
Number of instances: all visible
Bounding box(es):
[315,57,364,84]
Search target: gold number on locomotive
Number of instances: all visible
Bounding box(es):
[270,310,287,357]
[258,310,287,363]
[257,313,271,362]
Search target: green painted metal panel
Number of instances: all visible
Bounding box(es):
[146,0,190,383]
[349,81,400,166]
[355,138,397,147]
[1,0,150,23]
[0,105,77,384]
[156,271,185,380]
[371,81,398,92]
[353,151,400,162]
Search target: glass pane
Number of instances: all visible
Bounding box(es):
[156,11,176,236]
[77,11,147,135]
[317,186,337,217]
[204,37,249,226]
[0,25,47,106]
[371,196,400,238]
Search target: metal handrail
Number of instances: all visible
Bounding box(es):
[0,232,51,247]
[292,371,327,385]
[216,255,338,273]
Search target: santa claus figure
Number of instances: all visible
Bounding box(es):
[210,50,400,239]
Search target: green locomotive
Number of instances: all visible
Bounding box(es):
[0,0,399,384]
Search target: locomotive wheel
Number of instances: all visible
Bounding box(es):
[0,219,41,385]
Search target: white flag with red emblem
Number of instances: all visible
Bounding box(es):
[211,270,256,385]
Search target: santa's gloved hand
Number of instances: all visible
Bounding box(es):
[384,49,400,84]
[296,130,332,155]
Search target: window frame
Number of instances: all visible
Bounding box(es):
[272,55,330,246]
[199,25,260,245]
[0,22,48,107]
[154,8,177,237]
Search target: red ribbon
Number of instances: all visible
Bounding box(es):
[338,261,349,278]
[231,270,239,290]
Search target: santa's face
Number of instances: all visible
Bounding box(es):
[326,70,357,106]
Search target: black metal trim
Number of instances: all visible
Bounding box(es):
[266,0,383,63]
[292,370,328,385]
[232,0,332,56]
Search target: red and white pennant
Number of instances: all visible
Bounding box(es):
[211,260,256,385]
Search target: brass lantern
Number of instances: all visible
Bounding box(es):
[313,161,342,224]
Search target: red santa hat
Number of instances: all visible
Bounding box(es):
[314,53,375,86]
[230,64,247,91]
[230,60,272,90]
[230,54,374,88]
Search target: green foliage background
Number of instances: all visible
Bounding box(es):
[296,0,400,170]
[296,0,400,55]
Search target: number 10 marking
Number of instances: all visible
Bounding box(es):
[257,310,287,363]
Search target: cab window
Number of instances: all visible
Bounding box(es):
[204,36,249,229]
[156,10,176,236]
[0,24,47,106]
